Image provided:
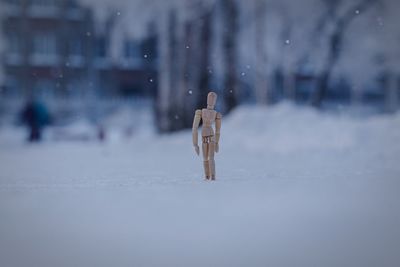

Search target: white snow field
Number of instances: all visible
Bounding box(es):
[0,103,399,267]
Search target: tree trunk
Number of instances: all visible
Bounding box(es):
[311,0,375,107]
[196,7,213,110]
[254,0,268,105]
[312,70,330,107]
[181,20,195,127]
[283,69,296,100]
[311,31,340,107]
[221,0,239,113]
[172,15,187,131]
[156,10,176,132]
[182,17,204,127]
[167,11,180,131]
[280,16,295,101]
[385,72,399,113]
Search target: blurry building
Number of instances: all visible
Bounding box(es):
[0,0,157,99]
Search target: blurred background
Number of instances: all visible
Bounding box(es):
[1,2,400,266]
[0,0,399,140]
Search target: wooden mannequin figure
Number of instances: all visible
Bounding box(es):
[192,92,222,180]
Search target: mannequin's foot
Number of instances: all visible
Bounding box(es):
[205,176,210,181]
[210,176,216,181]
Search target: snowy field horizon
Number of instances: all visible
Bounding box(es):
[0,103,399,267]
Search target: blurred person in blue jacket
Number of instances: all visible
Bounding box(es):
[20,99,50,142]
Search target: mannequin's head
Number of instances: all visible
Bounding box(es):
[207,92,217,109]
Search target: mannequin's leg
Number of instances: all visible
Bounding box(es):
[209,139,216,180]
[202,139,210,179]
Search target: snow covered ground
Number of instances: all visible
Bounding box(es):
[0,103,399,267]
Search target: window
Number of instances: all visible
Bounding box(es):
[4,76,21,97]
[5,33,23,65]
[69,39,83,56]
[7,34,22,55]
[33,33,57,56]
[31,33,58,65]
[29,0,59,17]
[4,0,22,15]
[68,39,84,67]
[5,0,21,6]
[95,37,107,58]
[124,40,141,59]
[30,0,58,8]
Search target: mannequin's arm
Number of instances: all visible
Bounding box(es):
[215,112,222,152]
[192,110,202,155]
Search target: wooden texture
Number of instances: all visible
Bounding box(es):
[192,92,222,180]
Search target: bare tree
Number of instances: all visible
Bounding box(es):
[196,5,213,110]
[379,0,400,112]
[181,16,199,127]
[280,12,296,101]
[384,71,399,113]
[156,10,176,132]
[254,0,269,105]
[221,0,239,113]
[156,1,215,132]
[311,0,377,107]
[173,1,214,130]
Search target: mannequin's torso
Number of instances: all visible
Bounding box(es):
[201,108,217,137]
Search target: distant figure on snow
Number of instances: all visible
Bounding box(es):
[21,99,50,142]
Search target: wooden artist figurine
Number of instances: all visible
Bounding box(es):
[192,92,222,180]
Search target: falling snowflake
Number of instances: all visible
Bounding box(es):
[355,10,360,15]
[117,11,121,16]
[246,65,251,69]
[241,72,246,76]
[86,32,91,37]
[174,115,179,120]
[149,78,154,83]
[188,90,193,95]
[186,45,190,49]
[144,54,148,58]
[285,39,290,45]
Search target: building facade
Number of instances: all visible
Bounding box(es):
[0,0,157,99]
